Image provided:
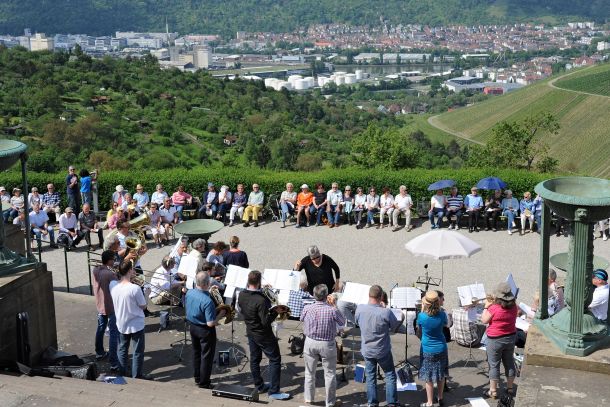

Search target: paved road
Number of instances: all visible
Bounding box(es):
[38,217,609,311]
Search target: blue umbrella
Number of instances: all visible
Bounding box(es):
[427,179,456,191]
[476,177,507,190]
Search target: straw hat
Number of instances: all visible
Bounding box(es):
[422,290,439,306]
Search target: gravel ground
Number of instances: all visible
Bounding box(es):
[38,217,609,310]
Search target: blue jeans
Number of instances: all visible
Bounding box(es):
[4,208,18,222]
[429,208,444,227]
[310,205,325,225]
[504,210,516,231]
[96,313,119,368]
[198,204,218,218]
[175,205,184,221]
[365,352,397,405]
[280,202,294,222]
[81,192,92,206]
[218,202,230,222]
[326,204,340,225]
[248,336,281,395]
[367,208,379,224]
[32,226,56,244]
[67,193,80,212]
[118,329,145,378]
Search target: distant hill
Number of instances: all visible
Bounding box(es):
[431,63,610,178]
[0,0,608,37]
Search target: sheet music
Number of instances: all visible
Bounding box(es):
[516,316,530,332]
[466,398,490,407]
[390,287,422,309]
[506,274,519,297]
[224,286,237,299]
[263,269,301,291]
[519,302,535,318]
[341,282,371,305]
[177,255,199,289]
[224,265,250,289]
[277,289,290,305]
[457,283,486,306]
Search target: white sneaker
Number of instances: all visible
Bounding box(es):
[604,234,608,241]
[448,225,454,230]
[508,230,513,235]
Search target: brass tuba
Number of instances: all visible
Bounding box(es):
[209,285,235,324]
[263,286,291,321]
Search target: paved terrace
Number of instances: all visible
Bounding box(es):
[1,218,609,407]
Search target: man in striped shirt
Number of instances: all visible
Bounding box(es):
[300,284,346,407]
[446,187,464,230]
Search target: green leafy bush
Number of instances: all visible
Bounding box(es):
[0,168,550,211]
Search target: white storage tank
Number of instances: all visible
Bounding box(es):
[335,75,345,85]
[345,73,357,84]
[294,78,308,90]
[305,77,315,88]
[264,78,277,88]
[355,70,363,80]
[288,75,303,84]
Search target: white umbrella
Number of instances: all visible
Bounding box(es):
[405,229,482,288]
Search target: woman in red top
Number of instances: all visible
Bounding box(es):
[481,282,518,399]
[171,185,192,221]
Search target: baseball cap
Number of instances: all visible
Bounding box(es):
[593,269,608,281]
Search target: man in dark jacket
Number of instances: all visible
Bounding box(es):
[237,270,290,400]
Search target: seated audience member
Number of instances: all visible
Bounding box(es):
[4,187,24,223]
[112,185,127,206]
[147,203,166,249]
[280,183,297,228]
[121,193,136,219]
[217,185,232,224]
[596,218,609,241]
[149,257,183,305]
[532,194,544,233]
[296,184,314,228]
[310,183,327,226]
[58,207,79,249]
[465,187,483,233]
[151,184,168,206]
[199,182,218,219]
[484,189,503,231]
[78,203,104,250]
[501,190,519,235]
[519,191,536,235]
[133,184,150,213]
[159,198,178,243]
[29,204,58,249]
[223,236,249,268]
[107,207,126,230]
[326,182,343,228]
[526,269,564,320]
[41,183,62,222]
[242,184,264,228]
[340,185,354,225]
[171,185,192,221]
[589,269,609,322]
[0,186,9,223]
[229,184,247,227]
[28,187,43,209]
[353,187,367,229]
[365,187,380,228]
[446,187,463,230]
[428,189,446,229]
[13,209,27,233]
[80,169,93,206]
[379,187,394,228]
[392,185,413,232]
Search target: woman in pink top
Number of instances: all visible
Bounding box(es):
[481,282,518,399]
[171,185,192,221]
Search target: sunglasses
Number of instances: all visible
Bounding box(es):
[311,256,321,261]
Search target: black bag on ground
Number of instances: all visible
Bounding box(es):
[288,333,305,355]
[497,394,514,407]
[43,362,98,380]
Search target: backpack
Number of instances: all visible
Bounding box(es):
[288,333,305,356]
[497,394,514,407]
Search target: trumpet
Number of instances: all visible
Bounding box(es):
[262,286,291,321]
[209,285,236,324]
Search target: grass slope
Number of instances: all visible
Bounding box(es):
[434,64,610,178]
[554,63,610,97]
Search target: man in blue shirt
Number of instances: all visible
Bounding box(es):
[65,165,81,212]
[355,285,402,407]
[464,187,483,233]
[185,271,223,389]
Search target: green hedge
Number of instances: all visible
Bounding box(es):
[0,167,551,211]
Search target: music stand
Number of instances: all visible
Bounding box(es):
[222,289,249,371]
[170,306,190,362]
[390,286,420,372]
[416,271,441,292]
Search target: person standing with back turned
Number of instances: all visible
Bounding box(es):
[356,285,402,407]
[238,270,291,400]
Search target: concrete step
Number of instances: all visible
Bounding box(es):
[0,373,302,407]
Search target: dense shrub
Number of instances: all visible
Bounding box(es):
[0,168,551,211]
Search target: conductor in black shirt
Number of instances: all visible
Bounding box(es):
[294,245,341,295]
[237,270,290,400]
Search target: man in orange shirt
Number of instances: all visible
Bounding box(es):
[296,184,314,228]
